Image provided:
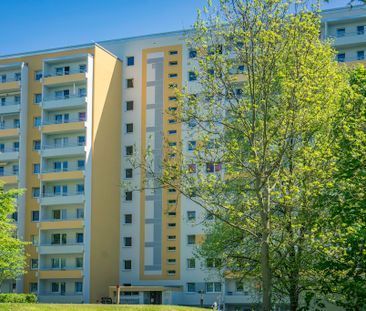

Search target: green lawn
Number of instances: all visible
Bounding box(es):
[0,304,208,311]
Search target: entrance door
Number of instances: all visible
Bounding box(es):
[149,291,162,304]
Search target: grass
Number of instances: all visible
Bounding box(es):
[0,304,208,311]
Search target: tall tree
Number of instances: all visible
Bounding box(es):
[135,0,345,309]
[313,66,366,310]
[0,184,27,291]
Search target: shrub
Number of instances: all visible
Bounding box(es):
[0,293,37,303]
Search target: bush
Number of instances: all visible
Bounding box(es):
[0,293,37,303]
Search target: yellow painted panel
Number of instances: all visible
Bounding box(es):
[39,219,84,230]
[42,121,85,134]
[0,175,18,184]
[89,45,122,302]
[0,81,20,92]
[0,128,19,138]
[38,269,83,279]
[41,170,84,181]
[43,73,86,86]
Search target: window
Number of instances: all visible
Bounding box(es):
[51,282,59,293]
[168,73,178,78]
[189,71,197,81]
[168,212,176,217]
[187,258,196,269]
[167,270,176,275]
[76,208,84,219]
[168,142,177,147]
[34,71,42,81]
[30,259,38,270]
[33,116,41,127]
[169,61,178,66]
[33,140,41,150]
[206,282,222,293]
[34,94,42,104]
[357,25,365,35]
[12,212,18,222]
[32,211,39,221]
[124,237,132,247]
[168,107,177,112]
[125,191,133,201]
[0,166,4,176]
[168,223,176,228]
[124,260,132,270]
[168,130,177,135]
[78,136,86,146]
[13,142,19,152]
[169,50,178,55]
[167,235,176,240]
[187,234,196,245]
[124,214,132,224]
[125,145,133,156]
[75,282,83,293]
[13,119,20,128]
[187,211,196,221]
[79,112,86,121]
[337,53,346,62]
[126,101,134,111]
[79,88,87,97]
[189,49,197,58]
[53,209,61,220]
[188,164,196,173]
[126,123,134,133]
[206,162,222,173]
[206,258,221,268]
[15,73,21,81]
[77,184,84,194]
[32,188,40,198]
[51,233,67,245]
[76,257,83,268]
[236,281,244,292]
[127,79,134,88]
[77,160,85,170]
[188,141,196,151]
[31,235,39,246]
[336,28,346,37]
[167,258,176,264]
[168,246,176,252]
[33,163,40,174]
[125,168,133,178]
[169,83,178,89]
[357,51,365,60]
[76,233,84,243]
[168,119,177,124]
[208,44,223,55]
[79,64,87,73]
[127,56,135,66]
[168,199,176,205]
[187,282,196,292]
[168,188,176,193]
[168,96,177,101]
[30,282,38,293]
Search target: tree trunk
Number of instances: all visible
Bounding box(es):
[289,284,299,311]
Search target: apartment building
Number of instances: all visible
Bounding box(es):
[0,3,363,309]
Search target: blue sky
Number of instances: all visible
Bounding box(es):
[0,0,355,56]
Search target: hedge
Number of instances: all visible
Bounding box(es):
[0,293,37,303]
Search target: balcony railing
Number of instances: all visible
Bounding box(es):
[41,167,84,174]
[327,30,365,39]
[42,142,85,150]
[39,267,83,271]
[0,101,20,107]
[0,147,19,153]
[0,76,21,83]
[0,171,18,177]
[39,240,83,247]
[44,69,87,78]
[43,94,86,102]
[41,216,84,222]
[42,117,86,126]
[41,191,84,198]
[0,124,20,130]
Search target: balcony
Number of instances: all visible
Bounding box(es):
[42,95,87,111]
[38,269,83,279]
[0,101,20,114]
[42,119,86,135]
[0,148,19,162]
[43,69,87,86]
[37,242,84,255]
[224,292,254,304]
[39,191,84,206]
[328,31,366,48]
[38,219,84,230]
[0,125,20,138]
[0,77,21,92]
[41,142,85,158]
[40,168,84,182]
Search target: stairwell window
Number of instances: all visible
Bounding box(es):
[125,169,133,179]
[187,234,196,245]
[127,79,134,88]
[34,94,42,104]
[126,123,134,133]
[31,211,39,222]
[124,260,132,270]
[127,56,135,66]
[33,163,40,174]
[30,259,38,270]
[124,214,132,224]
[187,258,196,269]
[125,145,133,156]
[32,188,40,198]
[189,71,197,81]
[126,101,134,111]
[124,237,132,247]
[125,191,133,201]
